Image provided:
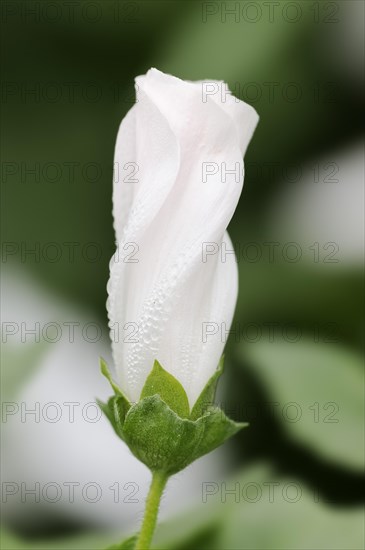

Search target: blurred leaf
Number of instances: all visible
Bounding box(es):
[2,464,364,549]
[215,465,364,550]
[107,534,137,549]
[1,343,47,401]
[238,339,364,470]
[154,522,221,550]
[235,263,363,352]
[0,527,116,550]
[154,464,364,550]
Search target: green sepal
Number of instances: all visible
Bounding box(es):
[98,358,131,439]
[97,395,130,440]
[122,396,246,475]
[140,360,190,418]
[194,407,248,460]
[97,397,118,434]
[99,358,247,475]
[190,356,224,420]
[123,395,204,475]
[100,358,131,403]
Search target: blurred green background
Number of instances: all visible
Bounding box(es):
[1,1,364,549]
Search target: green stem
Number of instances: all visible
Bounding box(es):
[136,470,169,550]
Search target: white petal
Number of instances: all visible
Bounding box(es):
[155,231,238,406]
[107,69,258,405]
[208,84,259,157]
[195,78,259,156]
[112,87,180,244]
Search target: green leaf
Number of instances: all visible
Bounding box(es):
[156,464,363,549]
[0,525,118,549]
[194,408,247,461]
[240,339,364,470]
[140,360,190,418]
[1,343,48,402]
[122,395,203,474]
[154,521,221,550]
[190,356,225,420]
[215,465,365,550]
[106,534,137,549]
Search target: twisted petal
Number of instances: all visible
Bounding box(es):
[107,69,258,406]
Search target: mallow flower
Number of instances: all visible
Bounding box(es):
[100,68,258,550]
[107,68,258,406]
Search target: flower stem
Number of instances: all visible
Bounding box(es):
[136,470,169,550]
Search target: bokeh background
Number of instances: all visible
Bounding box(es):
[1,1,364,548]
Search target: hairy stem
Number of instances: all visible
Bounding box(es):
[136,470,168,550]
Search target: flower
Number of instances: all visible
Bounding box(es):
[107,68,258,408]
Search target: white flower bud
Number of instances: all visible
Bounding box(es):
[107,68,258,407]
